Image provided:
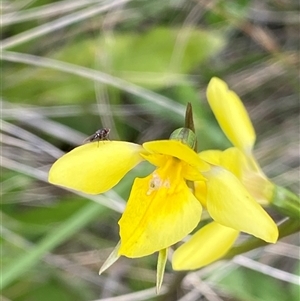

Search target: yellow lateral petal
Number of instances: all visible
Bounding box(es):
[143,140,210,171]
[198,150,222,165]
[172,222,239,270]
[194,180,207,207]
[49,141,144,194]
[118,164,202,257]
[182,163,207,182]
[204,167,278,243]
[220,147,245,179]
[220,148,274,204]
[207,77,256,153]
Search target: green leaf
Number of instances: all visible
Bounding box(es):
[101,27,225,88]
[219,268,290,301]
[13,277,91,301]
[1,201,106,289]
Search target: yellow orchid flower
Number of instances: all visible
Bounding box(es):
[203,78,300,220]
[49,130,209,259]
[172,160,278,270]
[172,78,279,271]
[118,139,208,257]
[47,82,297,285]
[205,77,273,204]
[193,149,278,244]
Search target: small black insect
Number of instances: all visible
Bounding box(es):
[83,128,110,144]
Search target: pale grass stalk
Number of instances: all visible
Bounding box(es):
[91,286,168,301]
[2,120,65,158]
[1,175,31,196]
[179,240,299,295]
[1,156,125,212]
[2,51,185,116]
[168,0,215,76]
[1,133,46,153]
[5,0,39,12]
[2,0,130,49]
[178,272,223,301]
[3,111,86,146]
[233,255,300,285]
[1,102,151,118]
[177,289,203,301]
[1,226,126,291]
[249,7,300,24]
[1,200,106,289]
[2,0,105,26]
[265,241,300,259]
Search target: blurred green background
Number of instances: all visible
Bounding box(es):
[1,0,299,300]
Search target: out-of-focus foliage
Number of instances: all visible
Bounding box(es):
[1,0,299,300]
[220,267,300,301]
[4,27,225,103]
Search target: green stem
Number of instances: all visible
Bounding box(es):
[271,185,300,219]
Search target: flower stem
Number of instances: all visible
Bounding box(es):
[271,185,300,219]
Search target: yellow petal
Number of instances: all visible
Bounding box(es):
[194,180,207,207]
[220,147,264,178]
[182,163,207,182]
[143,140,210,171]
[198,150,222,165]
[49,141,144,194]
[142,153,205,182]
[207,77,256,153]
[204,167,278,243]
[220,148,274,204]
[219,147,245,178]
[172,222,239,270]
[118,159,202,257]
[140,153,167,167]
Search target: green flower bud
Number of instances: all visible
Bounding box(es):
[169,127,196,149]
